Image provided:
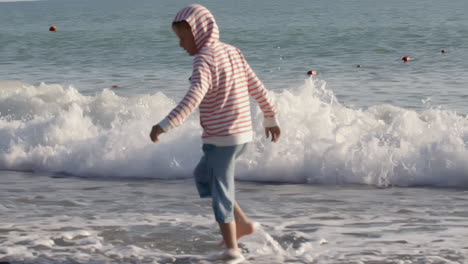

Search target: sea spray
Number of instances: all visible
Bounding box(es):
[0,80,467,187]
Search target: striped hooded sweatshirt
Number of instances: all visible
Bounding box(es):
[158,4,279,146]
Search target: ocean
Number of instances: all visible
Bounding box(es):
[1,0,468,263]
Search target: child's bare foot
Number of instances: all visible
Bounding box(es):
[218,222,258,248]
[208,248,245,264]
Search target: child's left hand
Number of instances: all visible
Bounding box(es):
[265,126,281,142]
[149,125,165,142]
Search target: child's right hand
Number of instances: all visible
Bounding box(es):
[149,125,165,143]
[265,126,281,142]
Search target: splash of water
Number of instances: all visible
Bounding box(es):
[0,79,467,187]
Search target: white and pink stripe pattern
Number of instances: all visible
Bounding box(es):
[173,4,220,51]
[159,4,278,146]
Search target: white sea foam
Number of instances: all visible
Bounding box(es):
[1,172,467,264]
[0,79,467,187]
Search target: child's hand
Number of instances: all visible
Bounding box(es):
[265,126,281,142]
[149,125,165,143]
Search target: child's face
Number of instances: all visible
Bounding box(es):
[173,26,198,56]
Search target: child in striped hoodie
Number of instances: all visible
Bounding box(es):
[149,4,280,260]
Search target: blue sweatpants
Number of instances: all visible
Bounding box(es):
[193,143,247,223]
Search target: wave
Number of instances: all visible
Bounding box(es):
[0,79,467,187]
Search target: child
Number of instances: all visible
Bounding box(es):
[149,4,281,261]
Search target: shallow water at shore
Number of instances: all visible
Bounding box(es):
[1,171,467,264]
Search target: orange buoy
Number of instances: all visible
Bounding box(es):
[49,26,58,32]
[402,56,411,62]
[307,70,318,76]
[441,49,447,53]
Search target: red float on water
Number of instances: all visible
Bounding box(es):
[112,85,120,88]
[307,70,318,76]
[441,49,447,53]
[402,56,411,62]
[49,26,57,32]
[356,65,362,68]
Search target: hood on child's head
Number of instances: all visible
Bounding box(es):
[173,4,220,51]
